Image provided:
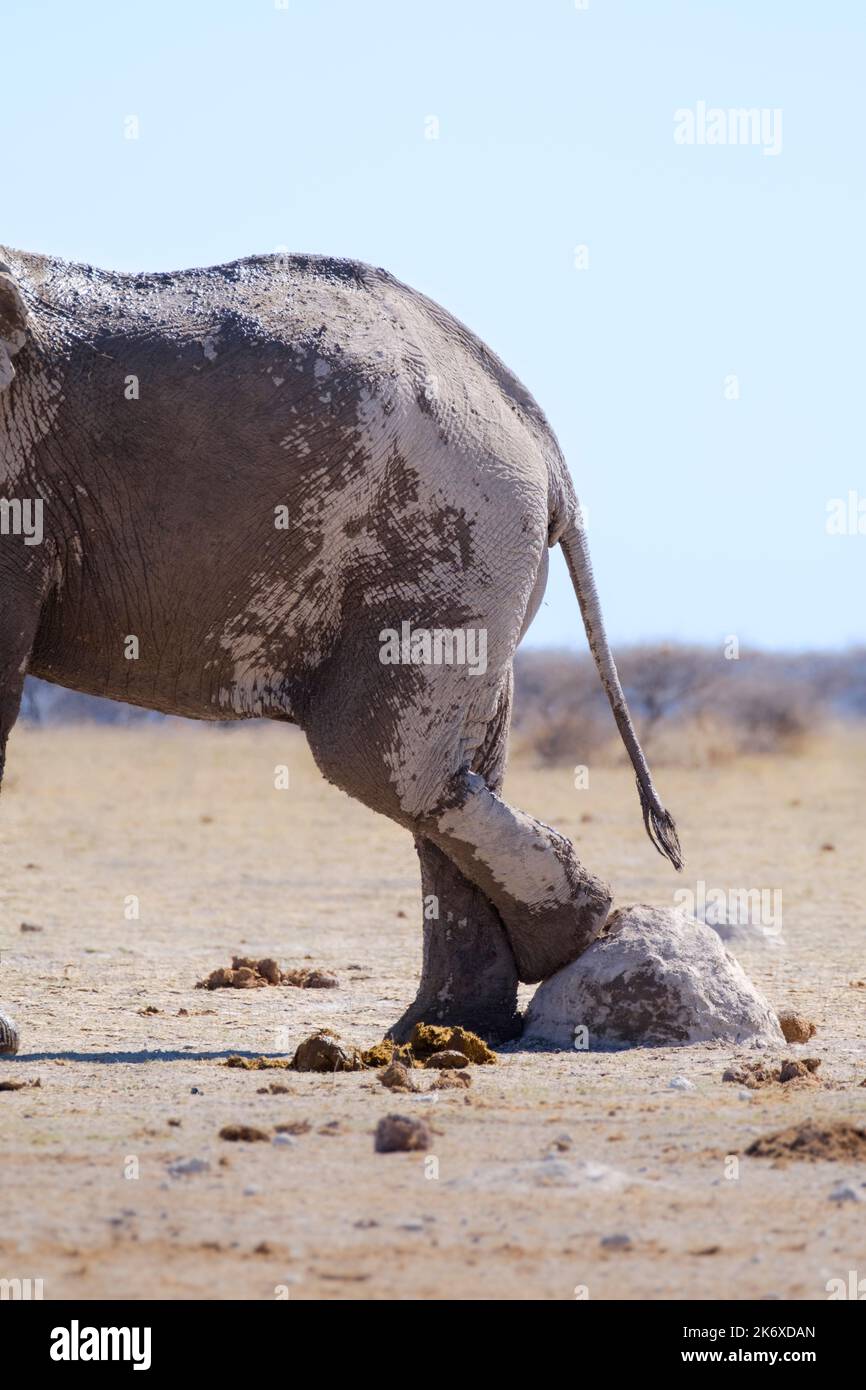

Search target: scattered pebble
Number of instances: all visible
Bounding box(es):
[828,1184,862,1203]
[669,1076,695,1091]
[374,1113,431,1153]
[167,1157,210,1177]
[272,1134,295,1148]
[600,1233,632,1249]
[275,1120,311,1136]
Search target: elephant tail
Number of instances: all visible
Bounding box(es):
[558,515,683,871]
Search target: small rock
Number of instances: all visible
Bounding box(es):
[168,1157,210,1177]
[304,970,339,989]
[777,1010,816,1044]
[374,1113,431,1153]
[19,922,43,933]
[600,1233,632,1249]
[779,1058,821,1084]
[424,1050,469,1070]
[669,1076,695,1091]
[272,1133,295,1148]
[829,1185,862,1204]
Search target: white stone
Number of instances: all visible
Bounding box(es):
[523,904,785,1050]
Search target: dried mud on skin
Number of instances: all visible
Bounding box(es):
[745,1122,866,1163]
[197,956,338,990]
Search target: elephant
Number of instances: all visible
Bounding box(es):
[0,245,681,1043]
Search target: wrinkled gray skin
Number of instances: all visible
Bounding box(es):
[0,247,681,1042]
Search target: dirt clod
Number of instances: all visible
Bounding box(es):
[380,1060,418,1092]
[0,1077,40,1092]
[219,1124,271,1143]
[292,1030,365,1073]
[777,1010,817,1044]
[374,1113,431,1153]
[431,1070,472,1090]
[745,1121,866,1162]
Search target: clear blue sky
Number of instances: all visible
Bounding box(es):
[5,0,863,649]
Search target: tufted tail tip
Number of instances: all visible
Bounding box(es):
[638,783,683,872]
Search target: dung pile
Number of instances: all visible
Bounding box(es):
[197,957,337,990]
[745,1122,866,1162]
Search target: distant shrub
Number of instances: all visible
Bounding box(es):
[512,645,864,766]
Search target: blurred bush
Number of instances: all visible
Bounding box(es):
[511,644,865,766]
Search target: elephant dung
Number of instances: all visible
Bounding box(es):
[523,904,786,1049]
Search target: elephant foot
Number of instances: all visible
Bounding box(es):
[387,993,523,1047]
[392,838,523,1046]
[502,871,613,984]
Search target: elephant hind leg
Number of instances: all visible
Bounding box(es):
[0,567,46,791]
[305,639,611,1007]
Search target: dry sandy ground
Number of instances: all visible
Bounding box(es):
[0,723,864,1301]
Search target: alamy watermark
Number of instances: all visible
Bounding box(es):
[379,621,487,675]
[674,102,782,157]
[675,880,782,935]
[0,497,43,545]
